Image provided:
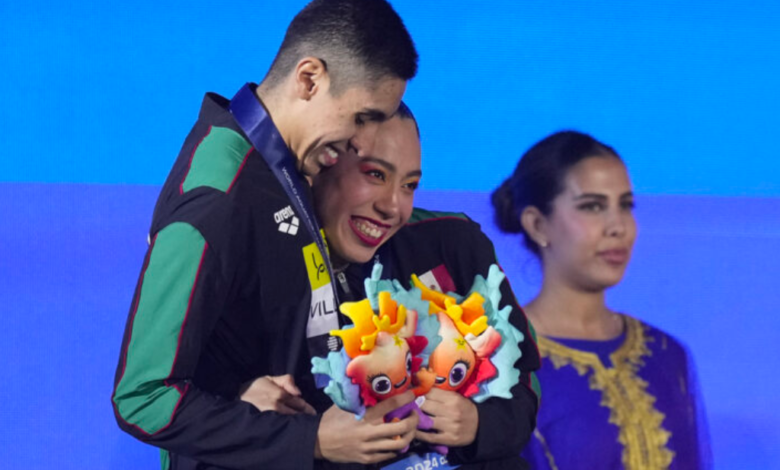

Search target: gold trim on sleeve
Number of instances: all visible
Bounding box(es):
[537,316,675,470]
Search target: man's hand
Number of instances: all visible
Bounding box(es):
[239,375,316,415]
[415,388,479,447]
[315,391,420,464]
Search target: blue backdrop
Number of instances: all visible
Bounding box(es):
[1,1,778,468]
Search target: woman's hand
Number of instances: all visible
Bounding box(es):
[315,391,420,464]
[415,388,479,447]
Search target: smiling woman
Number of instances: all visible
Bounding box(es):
[312,111,422,269]
[492,131,711,470]
[311,106,541,469]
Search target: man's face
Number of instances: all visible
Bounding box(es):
[298,77,407,177]
[313,116,421,267]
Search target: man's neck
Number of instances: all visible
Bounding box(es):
[255,84,299,161]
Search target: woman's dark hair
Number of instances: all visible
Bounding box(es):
[491,130,622,255]
[395,101,420,137]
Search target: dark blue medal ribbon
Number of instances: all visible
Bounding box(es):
[229,83,341,370]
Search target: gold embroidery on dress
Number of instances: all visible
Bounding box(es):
[534,428,561,470]
[537,316,675,470]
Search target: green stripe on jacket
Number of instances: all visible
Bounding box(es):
[408,207,469,223]
[182,126,252,193]
[113,222,206,434]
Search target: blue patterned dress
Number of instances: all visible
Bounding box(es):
[522,315,711,470]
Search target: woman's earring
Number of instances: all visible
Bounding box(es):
[539,241,549,248]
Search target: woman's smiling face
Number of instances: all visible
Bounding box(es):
[313,116,421,267]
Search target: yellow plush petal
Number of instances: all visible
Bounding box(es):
[360,331,378,352]
[378,292,398,324]
[331,299,378,358]
[390,305,407,333]
[373,292,407,336]
[411,274,450,315]
[373,313,391,332]
[447,304,464,323]
[460,293,486,326]
[445,299,489,337]
[457,315,488,337]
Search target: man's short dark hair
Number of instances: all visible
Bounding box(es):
[262,0,418,94]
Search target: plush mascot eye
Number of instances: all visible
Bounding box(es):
[405,351,413,374]
[449,361,470,388]
[371,375,393,395]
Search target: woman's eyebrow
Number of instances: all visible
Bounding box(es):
[361,157,421,178]
[573,193,608,201]
[361,156,395,171]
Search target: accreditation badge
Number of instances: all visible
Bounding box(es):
[381,452,458,470]
[303,242,339,345]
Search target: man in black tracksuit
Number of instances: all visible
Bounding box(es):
[112,1,420,468]
[113,91,328,469]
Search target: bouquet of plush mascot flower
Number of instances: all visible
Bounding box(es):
[311,263,525,455]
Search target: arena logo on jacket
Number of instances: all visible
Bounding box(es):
[303,242,339,350]
[274,205,299,235]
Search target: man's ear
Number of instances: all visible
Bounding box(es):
[520,205,549,249]
[293,57,329,100]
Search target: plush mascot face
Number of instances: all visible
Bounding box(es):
[347,331,413,402]
[428,313,476,392]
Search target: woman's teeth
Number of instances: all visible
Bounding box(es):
[355,220,383,239]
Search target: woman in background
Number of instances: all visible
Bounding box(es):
[491,131,710,470]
